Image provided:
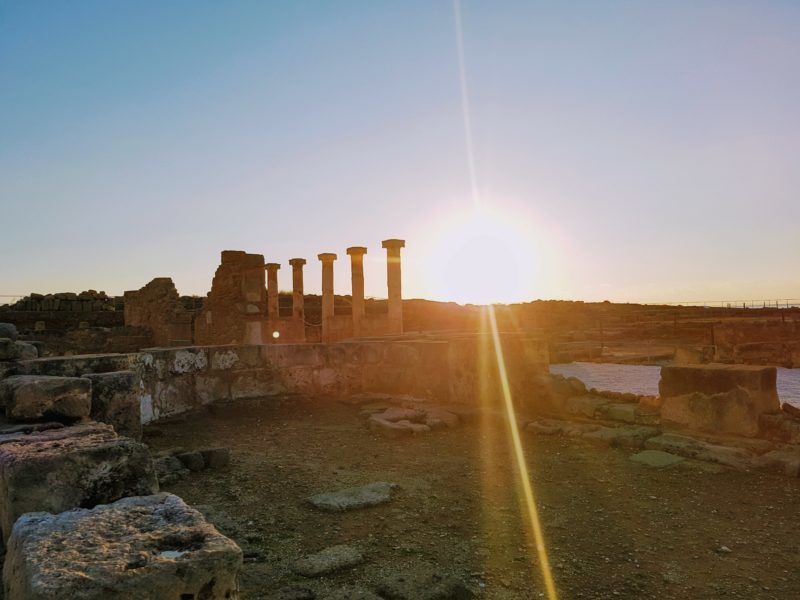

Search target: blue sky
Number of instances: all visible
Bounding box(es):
[1,1,798,303]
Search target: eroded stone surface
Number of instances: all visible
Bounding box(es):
[3,493,242,599]
[630,450,686,468]
[644,433,753,469]
[82,371,142,440]
[0,375,90,422]
[0,421,158,541]
[291,544,364,577]
[307,482,398,512]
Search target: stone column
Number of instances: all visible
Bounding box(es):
[346,246,367,337]
[265,263,280,320]
[318,253,337,343]
[382,239,405,335]
[289,258,306,323]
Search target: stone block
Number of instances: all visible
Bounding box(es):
[644,433,753,469]
[659,364,779,414]
[0,339,17,361]
[0,421,158,542]
[660,388,761,437]
[563,394,609,418]
[0,375,91,422]
[82,371,142,440]
[3,493,242,600]
[12,343,37,361]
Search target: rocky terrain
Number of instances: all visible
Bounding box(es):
[146,395,800,599]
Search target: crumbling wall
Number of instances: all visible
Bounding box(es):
[123,278,193,347]
[195,251,267,346]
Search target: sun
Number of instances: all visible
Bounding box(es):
[423,205,540,305]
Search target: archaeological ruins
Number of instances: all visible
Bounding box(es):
[0,240,799,599]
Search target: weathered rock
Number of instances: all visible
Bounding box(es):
[660,388,761,437]
[154,455,190,486]
[13,342,37,361]
[580,425,660,449]
[0,338,17,361]
[781,402,800,419]
[176,451,206,472]
[201,447,231,469]
[3,493,242,599]
[375,570,474,600]
[0,375,91,422]
[291,544,364,577]
[527,420,562,435]
[0,324,18,341]
[644,433,753,469]
[752,447,800,477]
[307,482,398,512]
[422,407,460,428]
[81,371,142,440]
[630,450,686,468]
[659,364,779,413]
[0,421,158,542]
[602,403,638,424]
[368,415,430,436]
[563,395,609,418]
[377,407,426,423]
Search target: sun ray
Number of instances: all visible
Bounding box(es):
[486,304,559,600]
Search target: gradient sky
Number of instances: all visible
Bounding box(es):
[1,1,799,304]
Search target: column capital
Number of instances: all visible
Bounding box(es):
[317,253,338,262]
[289,258,307,267]
[346,246,368,257]
[265,263,281,271]
[381,239,406,251]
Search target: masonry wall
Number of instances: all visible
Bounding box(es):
[10,335,550,424]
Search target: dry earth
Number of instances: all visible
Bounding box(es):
[145,396,800,600]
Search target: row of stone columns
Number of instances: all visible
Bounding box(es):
[263,240,405,343]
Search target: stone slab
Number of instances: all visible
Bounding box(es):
[659,364,779,413]
[644,433,753,469]
[0,375,91,422]
[630,450,686,468]
[307,482,398,512]
[0,421,158,541]
[3,493,242,599]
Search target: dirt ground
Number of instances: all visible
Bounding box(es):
[145,396,800,600]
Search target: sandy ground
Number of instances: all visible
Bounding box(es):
[145,396,800,600]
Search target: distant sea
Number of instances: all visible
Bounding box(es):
[550,362,800,408]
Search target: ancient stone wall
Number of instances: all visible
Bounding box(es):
[195,251,267,346]
[123,277,193,347]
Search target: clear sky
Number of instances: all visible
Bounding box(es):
[1,1,798,305]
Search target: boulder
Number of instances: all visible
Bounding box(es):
[0,421,158,542]
[3,493,242,600]
[0,375,91,422]
[176,451,205,472]
[12,343,37,361]
[154,455,190,486]
[201,447,231,469]
[660,388,761,437]
[291,544,364,577]
[580,425,660,449]
[82,371,142,440]
[752,448,800,477]
[307,482,398,512]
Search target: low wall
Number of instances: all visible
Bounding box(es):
[12,335,550,424]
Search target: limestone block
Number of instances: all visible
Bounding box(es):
[660,388,761,437]
[0,421,158,542]
[644,433,753,469]
[659,364,779,413]
[752,448,800,477]
[3,493,242,600]
[0,375,91,422]
[82,371,142,440]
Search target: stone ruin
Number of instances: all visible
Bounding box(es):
[130,239,408,348]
